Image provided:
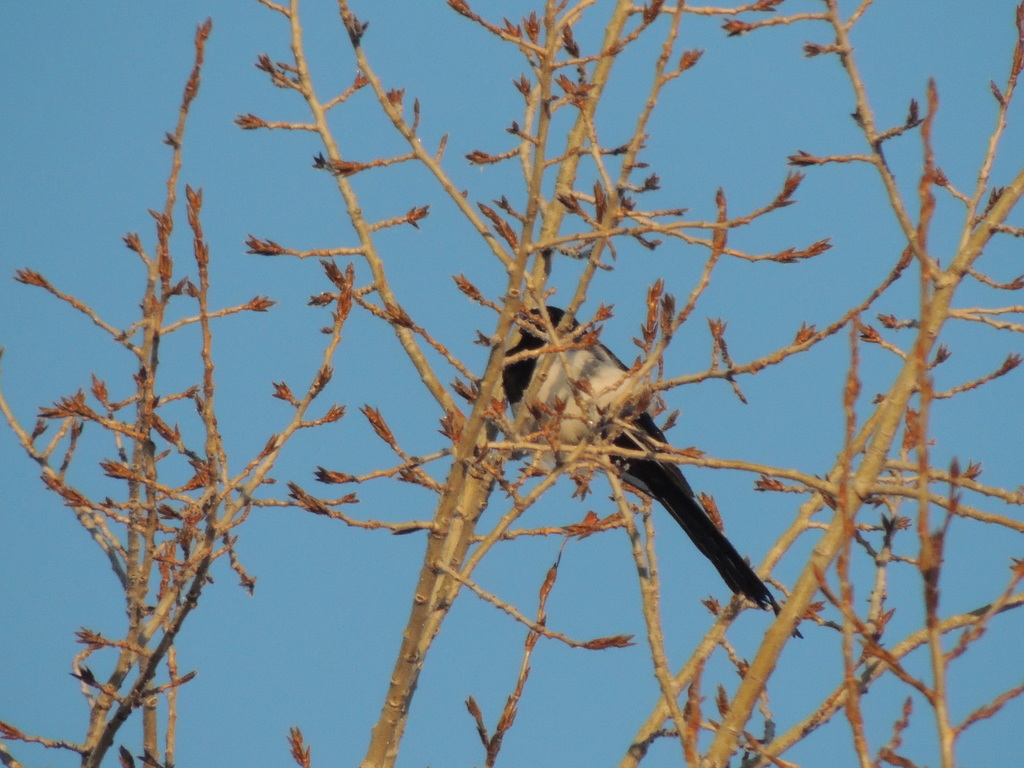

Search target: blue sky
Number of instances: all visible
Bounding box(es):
[3,2,1023,767]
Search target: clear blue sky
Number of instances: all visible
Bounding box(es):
[2,2,1022,767]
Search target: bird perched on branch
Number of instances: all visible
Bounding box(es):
[502,305,782,616]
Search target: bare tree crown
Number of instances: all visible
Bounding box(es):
[3,3,1023,768]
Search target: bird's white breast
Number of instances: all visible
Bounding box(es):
[517,346,640,446]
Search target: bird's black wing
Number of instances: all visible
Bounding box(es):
[612,412,780,614]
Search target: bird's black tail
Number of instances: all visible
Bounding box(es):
[625,455,780,614]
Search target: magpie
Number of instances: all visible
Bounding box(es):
[503,305,782,615]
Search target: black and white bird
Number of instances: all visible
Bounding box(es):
[502,305,781,615]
